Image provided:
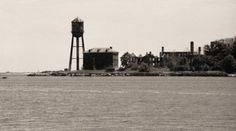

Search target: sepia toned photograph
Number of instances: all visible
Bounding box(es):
[0,0,236,130]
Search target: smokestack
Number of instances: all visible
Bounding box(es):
[198,47,201,55]
[190,41,194,55]
[162,46,164,53]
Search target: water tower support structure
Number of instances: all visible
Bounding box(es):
[68,17,85,71]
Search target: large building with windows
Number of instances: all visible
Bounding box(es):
[83,47,118,70]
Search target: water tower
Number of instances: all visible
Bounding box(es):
[68,17,85,71]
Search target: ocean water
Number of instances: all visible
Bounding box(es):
[0,75,235,131]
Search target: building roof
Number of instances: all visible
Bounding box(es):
[84,48,118,53]
[163,51,191,53]
[161,51,198,57]
[72,17,83,23]
[130,53,136,57]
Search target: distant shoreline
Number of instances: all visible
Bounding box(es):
[24,70,235,77]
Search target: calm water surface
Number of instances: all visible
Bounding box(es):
[0,75,235,131]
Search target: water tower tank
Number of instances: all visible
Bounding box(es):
[71,18,84,37]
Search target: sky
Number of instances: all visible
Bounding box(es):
[0,0,236,72]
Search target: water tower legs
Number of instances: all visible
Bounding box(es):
[76,37,79,70]
[68,35,85,71]
[68,36,74,71]
[82,36,85,52]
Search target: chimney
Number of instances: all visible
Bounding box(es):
[198,47,201,55]
[190,41,194,55]
[161,46,164,53]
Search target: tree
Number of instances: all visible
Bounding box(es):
[203,41,233,72]
[120,52,132,68]
[202,55,221,71]
[164,56,177,71]
[220,55,236,73]
[231,41,236,59]
[162,56,189,71]
[177,57,188,65]
[191,56,206,71]
[204,41,230,60]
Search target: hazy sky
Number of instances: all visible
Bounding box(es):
[0,0,236,72]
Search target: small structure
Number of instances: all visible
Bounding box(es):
[83,47,119,70]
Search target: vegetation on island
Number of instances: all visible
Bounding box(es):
[120,41,236,74]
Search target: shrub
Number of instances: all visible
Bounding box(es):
[138,62,150,72]
[174,65,189,71]
[130,63,139,71]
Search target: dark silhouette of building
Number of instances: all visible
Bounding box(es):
[159,41,202,67]
[120,52,158,68]
[142,52,158,67]
[83,47,118,70]
[120,52,138,67]
[160,41,198,58]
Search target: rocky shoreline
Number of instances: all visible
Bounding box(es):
[26,70,232,77]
